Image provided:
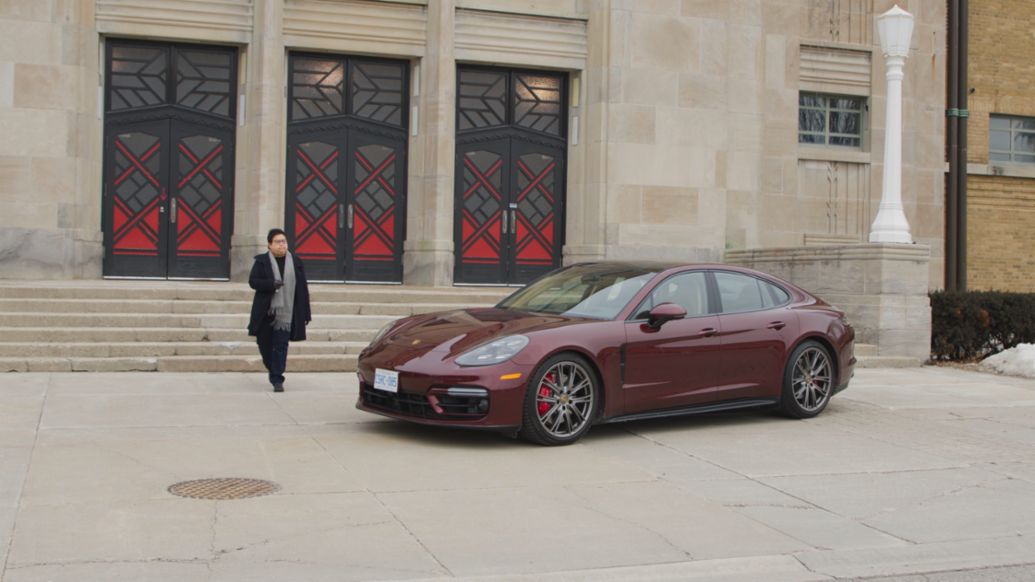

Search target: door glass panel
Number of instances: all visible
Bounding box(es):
[514,152,557,266]
[175,49,234,118]
[513,73,563,136]
[457,70,507,131]
[460,150,504,264]
[350,60,406,127]
[109,46,168,111]
[291,57,346,121]
[175,135,224,257]
[293,141,340,262]
[352,143,397,261]
[111,132,162,256]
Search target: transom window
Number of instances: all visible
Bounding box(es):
[989,114,1035,164]
[799,92,865,148]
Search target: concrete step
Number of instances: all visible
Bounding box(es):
[0,312,396,330]
[0,281,510,304]
[0,354,358,373]
[0,280,508,372]
[0,341,367,358]
[0,298,490,316]
[1,327,376,343]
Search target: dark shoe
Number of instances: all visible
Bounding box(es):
[273,383,284,393]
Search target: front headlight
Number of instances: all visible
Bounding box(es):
[455,335,530,367]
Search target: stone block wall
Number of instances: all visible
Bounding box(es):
[726,244,932,363]
[0,1,102,279]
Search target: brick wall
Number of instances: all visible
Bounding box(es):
[968,176,1035,292]
[966,1,1035,292]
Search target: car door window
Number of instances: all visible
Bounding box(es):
[634,271,709,318]
[715,272,766,313]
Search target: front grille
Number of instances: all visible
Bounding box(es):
[361,383,488,420]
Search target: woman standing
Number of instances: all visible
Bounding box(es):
[248,228,311,392]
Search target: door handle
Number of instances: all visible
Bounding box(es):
[339,203,345,229]
[500,210,507,235]
[169,197,177,224]
[767,321,786,330]
[347,203,354,229]
[510,209,517,234]
[697,327,717,338]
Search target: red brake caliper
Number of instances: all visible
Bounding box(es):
[537,373,554,416]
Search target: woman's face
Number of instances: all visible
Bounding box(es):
[268,234,289,258]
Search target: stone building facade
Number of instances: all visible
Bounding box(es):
[0,0,946,288]
[965,0,1035,292]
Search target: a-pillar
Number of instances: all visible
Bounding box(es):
[402,0,456,286]
[231,0,287,279]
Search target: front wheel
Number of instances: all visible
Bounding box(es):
[519,354,599,446]
[780,340,834,418]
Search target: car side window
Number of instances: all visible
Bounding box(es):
[715,272,766,313]
[761,280,790,306]
[634,272,710,319]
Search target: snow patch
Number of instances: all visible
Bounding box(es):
[981,343,1035,379]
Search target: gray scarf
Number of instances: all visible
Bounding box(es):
[268,251,296,332]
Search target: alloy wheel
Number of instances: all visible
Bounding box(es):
[791,346,832,413]
[534,360,595,438]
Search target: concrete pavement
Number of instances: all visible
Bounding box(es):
[1,366,1034,581]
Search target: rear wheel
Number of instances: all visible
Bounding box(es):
[519,353,598,446]
[780,340,833,418]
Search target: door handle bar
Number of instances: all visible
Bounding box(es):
[767,321,786,330]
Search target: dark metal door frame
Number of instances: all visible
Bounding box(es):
[285,53,409,283]
[102,39,238,279]
[454,66,568,285]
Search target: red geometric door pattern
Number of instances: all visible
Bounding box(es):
[514,152,557,267]
[292,141,340,265]
[352,144,398,263]
[460,150,504,265]
[111,132,163,257]
[174,135,225,257]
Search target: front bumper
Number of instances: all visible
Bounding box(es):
[355,362,530,429]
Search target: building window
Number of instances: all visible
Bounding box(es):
[798,92,865,148]
[990,115,1035,164]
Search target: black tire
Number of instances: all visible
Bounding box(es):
[519,353,599,446]
[780,340,834,419]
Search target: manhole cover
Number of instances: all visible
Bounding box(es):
[168,478,280,500]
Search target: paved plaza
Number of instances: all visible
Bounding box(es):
[2,366,1035,581]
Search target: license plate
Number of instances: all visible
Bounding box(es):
[373,368,399,393]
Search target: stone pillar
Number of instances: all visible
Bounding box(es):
[402,0,455,286]
[562,0,609,264]
[230,0,286,280]
[726,244,932,364]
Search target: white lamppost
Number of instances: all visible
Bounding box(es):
[869,5,915,243]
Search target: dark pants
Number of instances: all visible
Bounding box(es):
[256,321,291,385]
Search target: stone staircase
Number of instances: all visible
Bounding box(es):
[0,281,510,373]
[0,280,902,372]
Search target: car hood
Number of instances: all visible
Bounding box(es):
[367,307,589,364]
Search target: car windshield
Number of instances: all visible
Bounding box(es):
[498,264,659,319]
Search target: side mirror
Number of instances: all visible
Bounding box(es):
[646,302,686,329]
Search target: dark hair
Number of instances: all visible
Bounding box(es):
[267,228,287,244]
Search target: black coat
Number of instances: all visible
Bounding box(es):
[247,253,311,341]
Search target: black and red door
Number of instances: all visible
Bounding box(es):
[286,54,408,282]
[102,40,237,279]
[455,67,567,285]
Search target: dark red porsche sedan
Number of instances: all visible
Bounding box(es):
[356,262,855,445]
